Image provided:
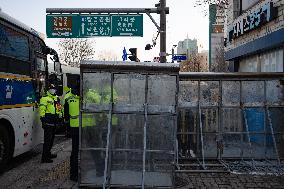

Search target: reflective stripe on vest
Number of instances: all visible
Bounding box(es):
[70,115,79,119]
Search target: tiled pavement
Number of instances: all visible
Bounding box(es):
[177,172,284,189]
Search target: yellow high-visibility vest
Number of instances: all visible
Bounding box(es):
[67,94,80,127]
[39,91,59,117]
[68,93,97,127]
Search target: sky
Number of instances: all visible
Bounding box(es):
[1,0,209,62]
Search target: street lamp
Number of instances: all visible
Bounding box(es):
[171,45,177,63]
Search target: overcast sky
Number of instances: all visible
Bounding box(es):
[1,0,209,62]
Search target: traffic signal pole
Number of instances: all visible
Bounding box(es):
[159,0,167,63]
[46,8,168,14]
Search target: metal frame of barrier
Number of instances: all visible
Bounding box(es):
[79,61,179,188]
[177,73,284,174]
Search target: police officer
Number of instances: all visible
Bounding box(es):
[84,88,103,176]
[64,86,80,181]
[93,84,118,177]
[100,84,118,126]
[63,86,72,101]
[85,89,101,104]
[39,84,62,163]
[63,86,72,137]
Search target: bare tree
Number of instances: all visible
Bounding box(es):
[97,50,118,61]
[195,0,228,15]
[195,0,228,7]
[58,39,95,67]
[180,53,209,72]
[211,44,228,72]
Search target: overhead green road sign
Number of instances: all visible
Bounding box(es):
[80,15,111,36]
[46,14,143,38]
[111,15,143,36]
[46,15,76,38]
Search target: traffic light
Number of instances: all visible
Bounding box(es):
[145,44,152,50]
[128,48,137,61]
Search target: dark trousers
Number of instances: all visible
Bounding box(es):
[42,124,56,160]
[84,126,105,177]
[70,127,79,181]
[65,121,71,138]
[93,131,105,177]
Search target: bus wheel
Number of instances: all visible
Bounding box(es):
[0,126,11,172]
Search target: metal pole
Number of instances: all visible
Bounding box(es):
[160,0,167,63]
[198,80,206,169]
[217,80,222,160]
[171,48,174,63]
[146,12,160,31]
[142,75,148,189]
[265,81,280,165]
[46,8,169,14]
[103,74,114,189]
[78,69,84,187]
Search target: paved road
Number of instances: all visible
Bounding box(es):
[0,137,76,189]
[1,137,284,189]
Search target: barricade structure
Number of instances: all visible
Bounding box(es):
[79,61,179,188]
[177,73,284,175]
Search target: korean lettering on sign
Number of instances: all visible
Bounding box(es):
[46,15,74,37]
[46,14,143,38]
[111,15,143,36]
[53,16,72,31]
[52,16,73,37]
[81,16,111,36]
[227,2,277,43]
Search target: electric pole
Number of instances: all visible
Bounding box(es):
[159,0,167,63]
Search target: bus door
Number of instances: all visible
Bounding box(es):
[29,53,48,146]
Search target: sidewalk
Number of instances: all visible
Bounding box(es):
[0,138,77,189]
[176,172,284,189]
[1,138,284,189]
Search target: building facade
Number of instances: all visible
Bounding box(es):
[225,0,284,72]
[209,4,226,71]
[177,38,198,59]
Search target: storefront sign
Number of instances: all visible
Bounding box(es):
[227,2,277,43]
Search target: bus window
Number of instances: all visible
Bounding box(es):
[36,57,45,72]
[33,35,46,55]
[0,23,29,61]
[54,61,61,73]
[0,22,30,75]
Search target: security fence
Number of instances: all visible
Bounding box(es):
[177,73,284,174]
[79,61,179,188]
